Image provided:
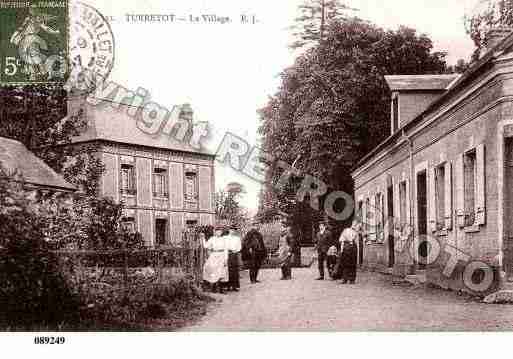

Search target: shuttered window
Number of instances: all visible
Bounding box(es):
[435,165,446,231]
[120,164,136,195]
[456,144,486,228]
[356,200,363,223]
[463,150,476,227]
[365,198,370,235]
[153,167,168,198]
[185,171,198,202]
[399,181,407,228]
[375,192,384,241]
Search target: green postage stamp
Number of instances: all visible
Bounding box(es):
[0,0,69,85]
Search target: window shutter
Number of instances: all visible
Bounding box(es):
[476,144,486,225]
[369,194,376,241]
[405,179,410,225]
[444,162,453,230]
[198,166,212,211]
[394,181,401,233]
[362,199,368,236]
[455,154,465,228]
[169,162,183,209]
[428,166,437,232]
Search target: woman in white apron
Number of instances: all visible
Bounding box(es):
[203,225,229,293]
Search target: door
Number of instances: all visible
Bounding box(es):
[387,186,395,268]
[505,138,513,277]
[155,218,168,246]
[417,171,428,270]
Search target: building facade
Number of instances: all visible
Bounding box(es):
[352,30,513,295]
[68,96,215,247]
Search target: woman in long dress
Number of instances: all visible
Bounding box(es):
[203,226,229,293]
[339,221,360,284]
[225,225,242,291]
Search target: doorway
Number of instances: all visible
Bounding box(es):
[357,201,364,266]
[387,185,395,268]
[155,218,168,246]
[416,171,428,270]
[504,138,513,277]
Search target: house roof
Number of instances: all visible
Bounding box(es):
[384,74,460,91]
[353,30,513,175]
[70,98,215,157]
[0,137,76,191]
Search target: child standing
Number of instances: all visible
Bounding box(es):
[278,232,293,280]
[327,245,338,279]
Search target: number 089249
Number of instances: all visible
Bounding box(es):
[34,337,65,344]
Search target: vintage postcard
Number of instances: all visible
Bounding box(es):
[1,0,513,351]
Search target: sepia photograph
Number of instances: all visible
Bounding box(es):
[1,0,513,353]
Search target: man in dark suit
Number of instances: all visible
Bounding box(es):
[242,224,267,284]
[315,221,333,280]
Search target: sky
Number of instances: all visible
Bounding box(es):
[83,0,482,212]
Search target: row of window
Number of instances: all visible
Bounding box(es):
[121,217,200,245]
[120,163,199,201]
[358,144,486,240]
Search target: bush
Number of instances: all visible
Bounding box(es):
[80,277,205,328]
[0,177,80,329]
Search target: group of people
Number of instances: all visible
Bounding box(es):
[202,219,360,293]
[315,220,360,284]
[202,223,267,294]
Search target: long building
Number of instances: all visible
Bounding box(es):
[351,29,513,295]
[67,95,216,247]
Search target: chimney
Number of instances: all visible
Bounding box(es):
[481,26,513,57]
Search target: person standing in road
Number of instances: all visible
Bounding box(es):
[225,224,242,291]
[314,221,333,280]
[339,220,359,284]
[242,223,267,284]
[203,225,229,294]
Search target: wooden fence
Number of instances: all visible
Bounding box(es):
[51,229,206,288]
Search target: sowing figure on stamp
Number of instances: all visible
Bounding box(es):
[10,8,61,81]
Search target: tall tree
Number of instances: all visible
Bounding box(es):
[291,0,356,49]
[259,18,447,239]
[215,183,249,229]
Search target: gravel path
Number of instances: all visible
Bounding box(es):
[184,266,513,331]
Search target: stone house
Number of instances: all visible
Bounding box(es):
[66,96,216,247]
[352,29,513,295]
[0,136,75,193]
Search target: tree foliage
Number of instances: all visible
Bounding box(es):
[291,0,356,49]
[215,182,249,229]
[465,0,513,57]
[0,170,80,328]
[258,17,447,239]
[0,84,104,195]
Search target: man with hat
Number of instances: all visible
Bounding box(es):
[242,221,267,284]
[314,221,334,280]
[225,224,242,291]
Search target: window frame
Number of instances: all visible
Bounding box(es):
[434,162,447,233]
[184,170,198,203]
[463,149,478,228]
[120,163,136,196]
[152,167,169,199]
[399,180,407,229]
